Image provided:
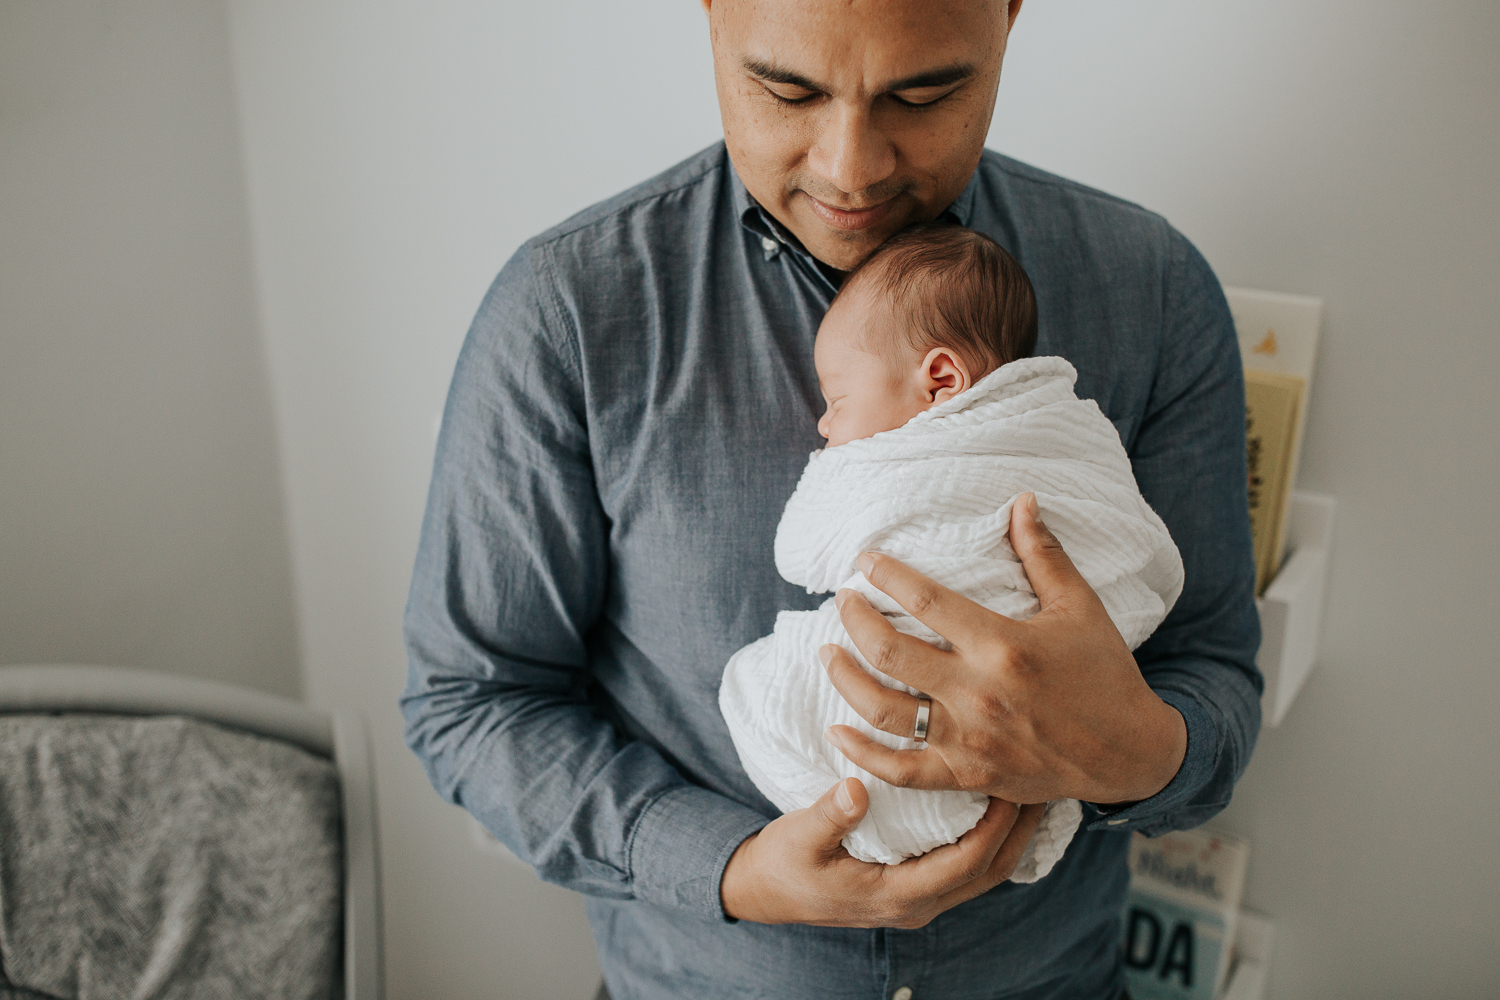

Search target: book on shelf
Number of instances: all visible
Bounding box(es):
[1244,370,1303,594]
[1120,827,1251,1000]
[1224,288,1323,594]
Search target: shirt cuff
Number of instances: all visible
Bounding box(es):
[1084,689,1217,835]
[627,784,769,922]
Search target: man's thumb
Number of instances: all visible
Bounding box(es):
[804,777,867,846]
[1011,492,1085,608]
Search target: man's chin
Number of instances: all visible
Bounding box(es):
[801,225,897,273]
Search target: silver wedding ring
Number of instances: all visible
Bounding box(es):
[912,698,931,742]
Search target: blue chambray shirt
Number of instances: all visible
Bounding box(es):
[402,143,1261,1000]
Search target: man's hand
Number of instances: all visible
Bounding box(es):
[721,776,1045,927]
[823,492,1188,807]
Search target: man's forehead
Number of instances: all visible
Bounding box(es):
[715,0,1005,86]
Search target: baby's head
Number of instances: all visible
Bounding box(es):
[814,223,1037,447]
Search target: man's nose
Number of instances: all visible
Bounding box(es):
[807,103,895,200]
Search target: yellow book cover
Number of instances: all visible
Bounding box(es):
[1245,370,1304,594]
[1226,287,1321,594]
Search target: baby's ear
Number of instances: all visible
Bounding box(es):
[922,347,972,403]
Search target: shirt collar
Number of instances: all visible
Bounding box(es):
[943,168,980,227]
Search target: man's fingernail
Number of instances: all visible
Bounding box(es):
[1028,492,1048,529]
[818,645,835,667]
[824,726,841,746]
[835,780,855,814]
[1027,492,1039,517]
[857,552,875,575]
[835,589,849,609]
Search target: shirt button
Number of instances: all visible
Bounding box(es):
[892,989,914,1000]
[761,236,777,253]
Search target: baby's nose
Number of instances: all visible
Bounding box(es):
[816,412,830,439]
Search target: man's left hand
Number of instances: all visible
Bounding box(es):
[823,492,1188,808]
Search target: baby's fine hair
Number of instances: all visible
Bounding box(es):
[838,222,1038,376]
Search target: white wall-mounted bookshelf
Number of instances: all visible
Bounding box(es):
[1220,909,1275,999]
[1255,491,1335,727]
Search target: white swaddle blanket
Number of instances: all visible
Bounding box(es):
[719,356,1184,877]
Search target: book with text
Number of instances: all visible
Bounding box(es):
[1224,288,1323,594]
[1120,827,1251,1000]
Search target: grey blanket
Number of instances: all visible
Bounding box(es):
[0,714,342,1000]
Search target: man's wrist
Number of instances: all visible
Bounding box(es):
[1138,697,1189,801]
[1097,696,1188,807]
[719,831,755,921]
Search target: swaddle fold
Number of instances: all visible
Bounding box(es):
[719,356,1183,876]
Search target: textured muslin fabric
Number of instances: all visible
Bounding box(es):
[720,356,1184,868]
[0,715,342,1000]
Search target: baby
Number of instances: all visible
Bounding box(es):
[812,222,1039,448]
[718,223,1186,878]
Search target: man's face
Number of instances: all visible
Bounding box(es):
[703,0,1019,272]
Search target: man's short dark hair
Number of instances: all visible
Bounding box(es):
[837,222,1038,375]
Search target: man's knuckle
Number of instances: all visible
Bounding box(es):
[882,899,917,928]
[870,700,902,733]
[953,762,992,793]
[906,582,941,620]
[999,645,1038,681]
[889,887,920,914]
[878,901,909,926]
[974,685,1011,720]
[868,633,902,669]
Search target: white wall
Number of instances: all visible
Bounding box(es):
[227,1,1499,997]
[0,0,300,697]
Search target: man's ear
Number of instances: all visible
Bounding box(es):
[918,347,972,404]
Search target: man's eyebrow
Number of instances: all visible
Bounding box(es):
[883,63,977,92]
[743,58,824,92]
[742,59,976,95]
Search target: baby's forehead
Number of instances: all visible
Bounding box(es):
[834,264,897,310]
[823,273,898,331]
[821,273,911,349]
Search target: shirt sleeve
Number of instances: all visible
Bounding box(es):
[1085,228,1264,836]
[400,243,767,921]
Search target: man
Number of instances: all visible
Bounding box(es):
[402,0,1261,996]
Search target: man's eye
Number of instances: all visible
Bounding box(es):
[764,84,817,106]
[890,87,956,109]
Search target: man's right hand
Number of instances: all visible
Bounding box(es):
[720,777,1045,928]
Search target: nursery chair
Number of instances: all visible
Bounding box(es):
[0,664,382,1000]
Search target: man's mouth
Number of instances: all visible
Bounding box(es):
[804,193,900,232]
